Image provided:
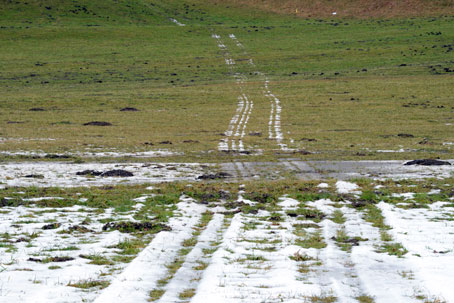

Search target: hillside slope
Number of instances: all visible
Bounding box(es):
[0,0,221,26]
[208,0,454,18]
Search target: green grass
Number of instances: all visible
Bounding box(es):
[295,231,327,249]
[79,253,114,265]
[330,210,346,224]
[178,288,196,299]
[67,279,109,289]
[0,0,453,162]
[356,295,375,303]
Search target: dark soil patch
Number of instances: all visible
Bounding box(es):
[0,198,24,207]
[224,201,250,209]
[299,138,317,142]
[120,107,139,111]
[268,214,282,221]
[100,169,134,177]
[404,159,451,166]
[331,236,367,246]
[351,200,374,208]
[249,131,262,136]
[66,225,94,233]
[7,121,25,124]
[197,172,232,180]
[102,222,171,233]
[44,154,71,159]
[83,121,112,126]
[76,170,103,176]
[29,108,45,111]
[159,141,172,145]
[243,192,274,203]
[397,133,414,138]
[42,223,61,230]
[183,140,200,143]
[24,174,44,179]
[28,256,74,263]
[294,208,326,221]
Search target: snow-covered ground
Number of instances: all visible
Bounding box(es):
[0,162,207,188]
[1,176,454,302]
[0,149,180,159]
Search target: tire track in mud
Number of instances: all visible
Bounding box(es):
[212,34,253,154]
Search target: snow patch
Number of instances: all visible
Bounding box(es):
[335,181,360,194]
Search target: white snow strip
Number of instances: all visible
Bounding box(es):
[264,79,287,150]
[229,33,243,48]
[94,198,206,302]
[158,214,225,303]
[170,18,185,26]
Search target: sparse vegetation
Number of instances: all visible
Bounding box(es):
[67,279,109,289]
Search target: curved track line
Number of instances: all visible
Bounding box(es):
[212,33,253,153]
[229,34,289,151]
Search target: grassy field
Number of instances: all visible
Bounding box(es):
[1,0,453,162]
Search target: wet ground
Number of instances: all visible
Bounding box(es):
[221,159,454,181]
